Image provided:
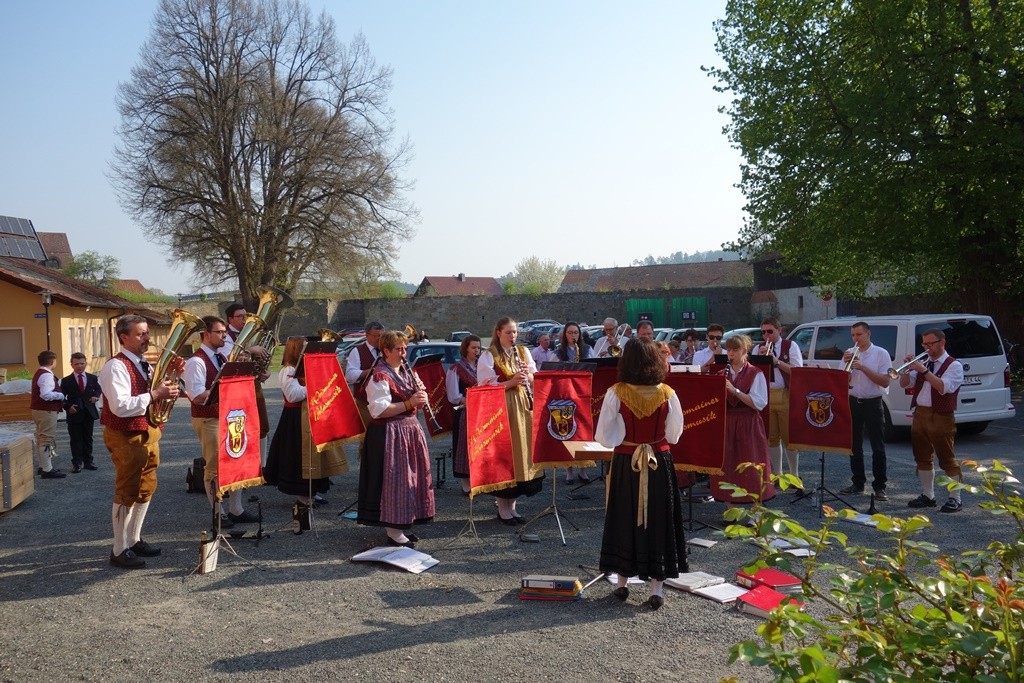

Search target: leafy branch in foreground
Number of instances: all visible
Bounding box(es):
[721,464,1024,682]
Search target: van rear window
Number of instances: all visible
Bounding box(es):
[812,325,897,362]
[915,320,1003,358]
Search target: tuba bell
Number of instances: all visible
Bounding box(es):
[608,323,628,357]
[147,309,205,427]
[318,328,342,342]
[227,285,295,370]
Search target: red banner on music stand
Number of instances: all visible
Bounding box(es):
[531,371,594,468]
[663,372,727,475]
[304,351,365,451]
[412,357,455,438]
[788,367,853,453]
[589,363,619,421]
[217,374,264,496]
[466,385,516,497]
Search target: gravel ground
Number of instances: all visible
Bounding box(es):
[1,384,1021,683]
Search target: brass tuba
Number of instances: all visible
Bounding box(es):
[227,285,295,370]
[318,328,342,342]
[147,309,205,427]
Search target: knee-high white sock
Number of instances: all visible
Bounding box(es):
[918,469,935,499]
[36,446,53,472]
[385,527,409,543]
[951,475,963,502]
[770,446,783,477]
[126,501,149,547]
[205,479,224,514]
[787,450,800,482]
[112,503,130,555]
[496,498,513,518]
[649,579,664,598]
[228,489,244,516]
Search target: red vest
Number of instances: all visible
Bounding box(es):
[30,368,63,412]
[612,395,670,455]
[911,356,960,414]
[100,354,152,432]
[369,365,415,424]
[757,339,794,388]
[354,343,377,401]
[190,349,220,418]
[727,363,759,413]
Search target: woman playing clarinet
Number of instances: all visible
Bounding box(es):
[478,317,543,524]
[357,330,434,548]
[446,334,482,495]
[710,334,775,506]
[557,321,594,483]
[263,336,347,513]
[596,337,687,610]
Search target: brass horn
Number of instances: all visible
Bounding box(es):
[228,285,295,368]
[403,323,417,342]
[888,352,929,379]
[147,309,205,427]
[318,328,342,342]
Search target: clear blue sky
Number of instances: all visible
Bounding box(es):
[0,1,744,295]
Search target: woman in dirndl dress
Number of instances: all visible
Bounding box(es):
[557,321,594,484]
[263,337,347,512]
[478,317,543,524]
[357,330,434,548]
[446,335,481,495]
[710,334,775,505]
[596,337,687,610]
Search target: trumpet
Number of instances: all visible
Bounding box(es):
[843,345,860,373]
[763,340,775,357]
[402,359,442,432]
[887,352,929,379]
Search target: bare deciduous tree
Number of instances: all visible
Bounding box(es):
[111,0,416,309]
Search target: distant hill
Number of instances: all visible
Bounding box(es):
[630,250,741,266]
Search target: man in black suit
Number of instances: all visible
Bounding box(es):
[62,352,102,473]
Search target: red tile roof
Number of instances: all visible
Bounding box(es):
[36,232,74,268]
[114,279,148,295]
[558,261,753,293]
[415,276,503,297]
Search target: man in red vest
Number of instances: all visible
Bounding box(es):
[899,328,965,513]
[755,317,803,492]
[345,321,384,424]
[99,315,179,569]
[31,350,66,479]
[184,315,258,528]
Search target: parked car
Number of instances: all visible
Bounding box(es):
[723,327,766,345]
[407,341,463,372]
[335,336,368,373]
[446,330,473,342]
[524,322,561,346]
[787,314,1014,438]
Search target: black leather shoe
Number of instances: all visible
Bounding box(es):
[406,534,419,543]
[84,463,98,471]
[386,537,416,549]
[613,587,629,601]
[217,514,235,529]
[71,465,82,474]
[645,594,665,610]
[130,540,161,557]
[40,469,67,479]
[227,510,259,524]
[109,549,146,569]
[497,515,524,526]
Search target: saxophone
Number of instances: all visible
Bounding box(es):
[146,309,205,427]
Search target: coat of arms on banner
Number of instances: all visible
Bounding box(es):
[225,408,249,457]
[546,399,578,440]
[804,391,835,428]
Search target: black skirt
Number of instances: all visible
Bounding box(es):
[263,406,331,497]
[599,449,688,581]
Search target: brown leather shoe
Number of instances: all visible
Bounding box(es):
[109,549,146,569]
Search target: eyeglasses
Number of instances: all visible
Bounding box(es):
[210,329,228,335]
[707,335,722,340]
[760,329,776,334]
[922,340,940,347]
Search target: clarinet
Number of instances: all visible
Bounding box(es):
[511,347,534,410]
[402,360,443,432]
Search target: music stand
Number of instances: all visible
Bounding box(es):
[186,503,264,577]
[809,450,857,518]
[518,475,579,546]
[678,470,722,532]
[447,494,484,548]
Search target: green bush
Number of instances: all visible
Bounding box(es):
[723,465,1024,682]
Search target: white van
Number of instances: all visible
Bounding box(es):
[786,314,1015,437]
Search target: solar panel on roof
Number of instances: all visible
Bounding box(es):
[0,215,36,238]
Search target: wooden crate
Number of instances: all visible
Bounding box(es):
[1,435,35,512]
[0,394,33,422]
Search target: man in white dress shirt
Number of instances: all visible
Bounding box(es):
[840,321,892,500]
[693,324,726,368]
[592,318,621,358]
[531,334,555,367]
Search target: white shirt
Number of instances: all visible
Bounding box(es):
[592,336,618,358]
[183,344,224,402]
[848,343,891,399]
[478,347,537,386]
[98,349,151,418]
[595,385,684,448]
[693,347,723,367]
[531,346,555,367]
[755,340,804,390]
[279,366,307,403]
[221,325,243,357]
[906,352,963,407]
[365,366,416,420]
[344,342,378,385]
[730,365,769,410]
[34,367,64,401]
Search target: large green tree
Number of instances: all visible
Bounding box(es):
[711,0,1024,322]
[112,0,415,310]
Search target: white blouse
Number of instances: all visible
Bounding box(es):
[279,366,306,403]
[595,385,684,449]
[477,348,537,386]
